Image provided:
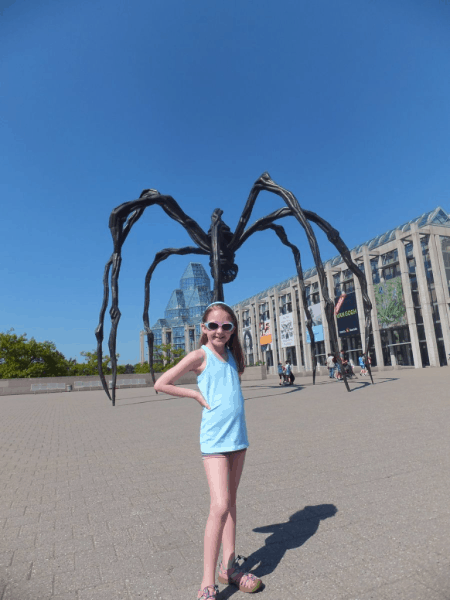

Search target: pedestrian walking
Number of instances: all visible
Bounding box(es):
[326,353,336,379]
[334,353,343,380]
[154,301,262,600]
[359,354,367,376]
[285,360,293,385]
[277,362,284,385]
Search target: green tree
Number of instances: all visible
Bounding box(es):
[135,344,186,374]
[153,343,185,372]
[69,350,115,376]
[0,329,71,378]
[134,362,150,374]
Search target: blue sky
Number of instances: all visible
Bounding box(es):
[1,0,449,365]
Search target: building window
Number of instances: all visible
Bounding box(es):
[406,241,429,366]
[305,286,311,307]
[242,309,251,328]
[332,273,340,297]
[295,289,305,367]
[381,249,399,266]
[420,235,447,365]
[259,302,270,321]
[381,263,401,281]
[342,280,355,293]
[279,293,292,314]
[370,257,380,284]
[441,236,450,296]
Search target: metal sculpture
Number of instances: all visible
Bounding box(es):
[96,172,374,405]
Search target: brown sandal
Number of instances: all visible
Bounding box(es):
[218,555,262,593]
[197,584,219,599]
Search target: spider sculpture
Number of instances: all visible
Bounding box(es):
[96,172,374,406]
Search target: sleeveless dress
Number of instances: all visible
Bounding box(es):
[197,345,249,454]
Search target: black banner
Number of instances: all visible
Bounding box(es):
[336,292,360,337]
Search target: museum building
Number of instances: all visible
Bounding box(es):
[232,207,450,372]
[139,262,213,361]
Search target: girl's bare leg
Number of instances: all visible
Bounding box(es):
[201,456,231,590]
[221,449,247,568]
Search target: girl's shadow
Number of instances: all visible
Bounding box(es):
[240,504,337,588]
[219,504,337,597]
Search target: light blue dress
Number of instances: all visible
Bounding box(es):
[198,345,249,454]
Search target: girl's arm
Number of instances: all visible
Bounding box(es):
[154,349,210,409]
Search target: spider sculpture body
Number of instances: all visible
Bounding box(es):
[96,172,374,405]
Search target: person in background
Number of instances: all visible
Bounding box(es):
[284,360,292,385]
[326,353,336,379]
[277,362,284,386]
[358,354,367,376]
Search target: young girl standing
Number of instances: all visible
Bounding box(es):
[154,302,262,599]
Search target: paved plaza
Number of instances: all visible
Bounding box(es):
[1,368,449,600]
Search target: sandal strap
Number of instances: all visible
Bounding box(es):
[220,555,258,589]
[198,584,218,599]
[230,569,259,588]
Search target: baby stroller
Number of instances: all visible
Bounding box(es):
[343,363,356,378]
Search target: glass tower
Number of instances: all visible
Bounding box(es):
[151,262,213,351]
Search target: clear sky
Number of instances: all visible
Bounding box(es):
[1,0,449,365]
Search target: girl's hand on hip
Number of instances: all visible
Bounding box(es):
[195,392,210,410]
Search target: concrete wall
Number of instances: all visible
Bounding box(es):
[0,365,267,397]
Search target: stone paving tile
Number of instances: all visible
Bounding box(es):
[325,563,390,596]
[0,550,14,569]
[1,370,450,598]
[377,577,450,599]
[30,553,75,579]
[78,581,130,600]
[53,564,101,595]
[412,558,450,597]
[2,573,54,600]
[278,572,348,600]
[50,593,79,600]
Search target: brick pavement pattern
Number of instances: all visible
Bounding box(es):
[1,368,449,600]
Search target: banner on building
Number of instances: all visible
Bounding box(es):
[336,292,360,337]
[242,327,253,353]
[374,277,407,329]
[279,312,295,348]
[306,302,324,343]
[259,319,272,345]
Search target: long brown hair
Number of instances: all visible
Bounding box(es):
[199,303,245,373]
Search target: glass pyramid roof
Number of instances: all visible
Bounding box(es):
[152,262,213,330]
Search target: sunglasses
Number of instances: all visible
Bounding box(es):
[203,321,235,332]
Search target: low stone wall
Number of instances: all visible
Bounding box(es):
[0,365,267,397]
[0,374,154,396]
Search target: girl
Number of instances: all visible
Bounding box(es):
[154,301,262,600]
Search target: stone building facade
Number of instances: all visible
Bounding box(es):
[232,207,450,373]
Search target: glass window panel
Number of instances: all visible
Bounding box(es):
[381,249,399,265]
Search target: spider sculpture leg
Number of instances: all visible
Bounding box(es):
[209,208,239,301]
[235,221,318,381]
[210,209,225,302]
[231,172,351,391]
[143,246,208,390]
[303,211,374,384]
[237,203,374,385]
[95,258,114,400]
[97,189,210,405]
[268,225,318,382]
